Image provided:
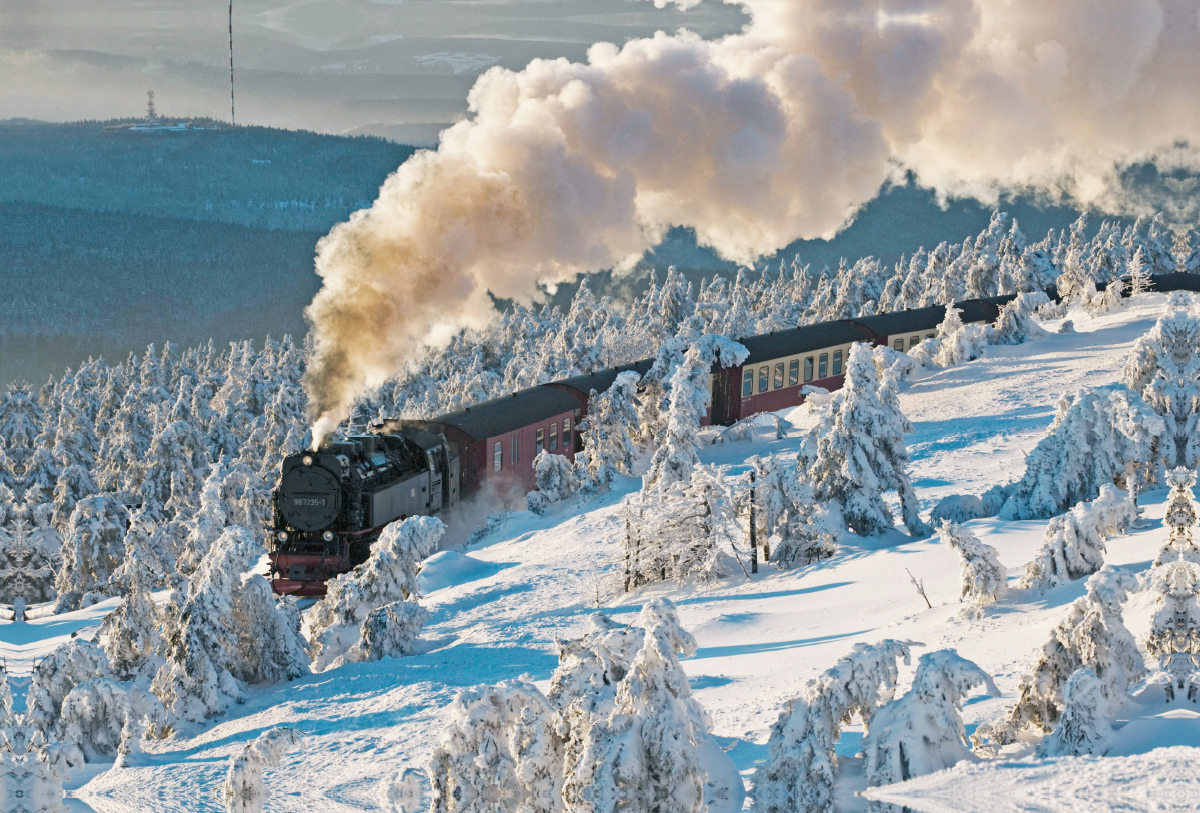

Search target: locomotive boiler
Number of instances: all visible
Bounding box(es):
[270,427,459,596]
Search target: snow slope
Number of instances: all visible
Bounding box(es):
[12,294,1197,812]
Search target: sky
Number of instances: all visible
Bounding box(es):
[0,0,748,144]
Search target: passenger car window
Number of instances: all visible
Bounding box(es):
[832,349,843,376]
[743,369,754,397]
[563,417,572,449]
[758,366,769,393]
[894,338,904,352]
[549,422,558,451]
[789,359,799,386]
[804,357,813,382]
[774,363,784,389]
[511,436,518,464]
[493,442,502,472]
[536,428,544,456]
[910,335,920,348]
[818,353,828,379]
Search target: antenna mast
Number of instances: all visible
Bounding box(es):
[228,0,236,126]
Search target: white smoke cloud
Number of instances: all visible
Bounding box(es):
[305,0,1200,443]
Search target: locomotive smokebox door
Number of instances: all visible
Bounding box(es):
[279,464,342,531]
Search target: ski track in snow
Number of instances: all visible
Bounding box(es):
[23,295,1197,812]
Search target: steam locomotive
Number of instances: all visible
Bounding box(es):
[269,427,459,596]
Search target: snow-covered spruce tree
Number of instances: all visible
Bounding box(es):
[26,639,113,735]
[1154,467,1200,566]
[799,342,926,537]
[863,650,997,787]
[1122,292,1200,469]
[575,371,641,493]
[971,567,1144,751]
[152,526,309,723]
[559,599,712,813]
[988,292,1050,346]
[1035,668,1114,758]
[1127,247,1154,298]
[642,334,748,494]
[98,532,163,681]
[52,676,163,763]
[932,306,988,368]
[991,384,1165,520]
[222,728,305,813]
[747,455,838,569]
[307,516,444,670]
[428,681,564,813]
[1018,485,1138,592]
[755,639,915,813]
[622,464,739,589]
[937,520,1006,612]
[527,450,579,515]
[1144,555,1200,702]
[54,493,129,611]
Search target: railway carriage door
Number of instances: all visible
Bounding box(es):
[427,451,444,513]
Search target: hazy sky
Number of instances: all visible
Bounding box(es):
[0,0,748,144]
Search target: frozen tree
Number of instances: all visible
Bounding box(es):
[153,526,309,722]
[863,650,997,786]
[642,334,747,493]
[755,640,914,813]
[527,450,579,515]
[344,600,430,664]
[1035,668,1114,758]
[1018,485,1138,592]
[937,520,1007,612]
[623,464,740,589]
[933,306,988,368]
[99,531,163,681]
[428,681,564,813]
[307,516,444,670]
[222,728,306,813]
[1154,467,1200,566]
[26,640,113,734]
[1127,247,1153,298]
[1144,556,1200,702]
[972,567,1143,751]
[52,677,161,763]
[575,372,641,492]
[988,292,1050,346]
[992,385,1165,520]
[54,493,129,611]
[748,455,838,569]
[1122,293,1200,469]
[799,342,925,536]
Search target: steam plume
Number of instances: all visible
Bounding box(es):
[306,0,1200,444]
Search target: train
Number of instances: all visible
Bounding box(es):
[270,272,1199,595]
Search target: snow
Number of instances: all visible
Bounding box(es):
[7,293,1200,811]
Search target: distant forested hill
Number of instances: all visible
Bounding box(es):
[1,119,418,384]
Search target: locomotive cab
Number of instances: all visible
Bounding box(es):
[269,428,459,596]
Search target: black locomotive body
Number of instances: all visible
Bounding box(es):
[270,427,459,596]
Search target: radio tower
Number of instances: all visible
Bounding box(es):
[229,0,236,126]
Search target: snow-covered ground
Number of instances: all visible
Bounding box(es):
[9,294,1197,812]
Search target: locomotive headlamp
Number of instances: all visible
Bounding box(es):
[323,531,335,541]
[302,455,313,466]
[277,531,288,542]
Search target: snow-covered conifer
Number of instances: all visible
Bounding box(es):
[863,650,997,786]
[52,677,161,763]
[54,494,129,611]
[527,450,579,515]
[933,306,988,368]
[575,372,641,492]
[222,728,306,813]
[799,343,925,536]
[1018,485,1137,592]
[988,292,1050,346]
[1154,467,1200,566]
[1144,556,1200,701]
[1035,668,1114,757]
[307,516,443,670]
[748,455,838,569]
[937,520,1006,612]
[995,385,1165,520]
[26,640,113,734]
[972,567,1143,750]
[1127,247,1153,298]
[428,681,563,813]
[755,640,914,813]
